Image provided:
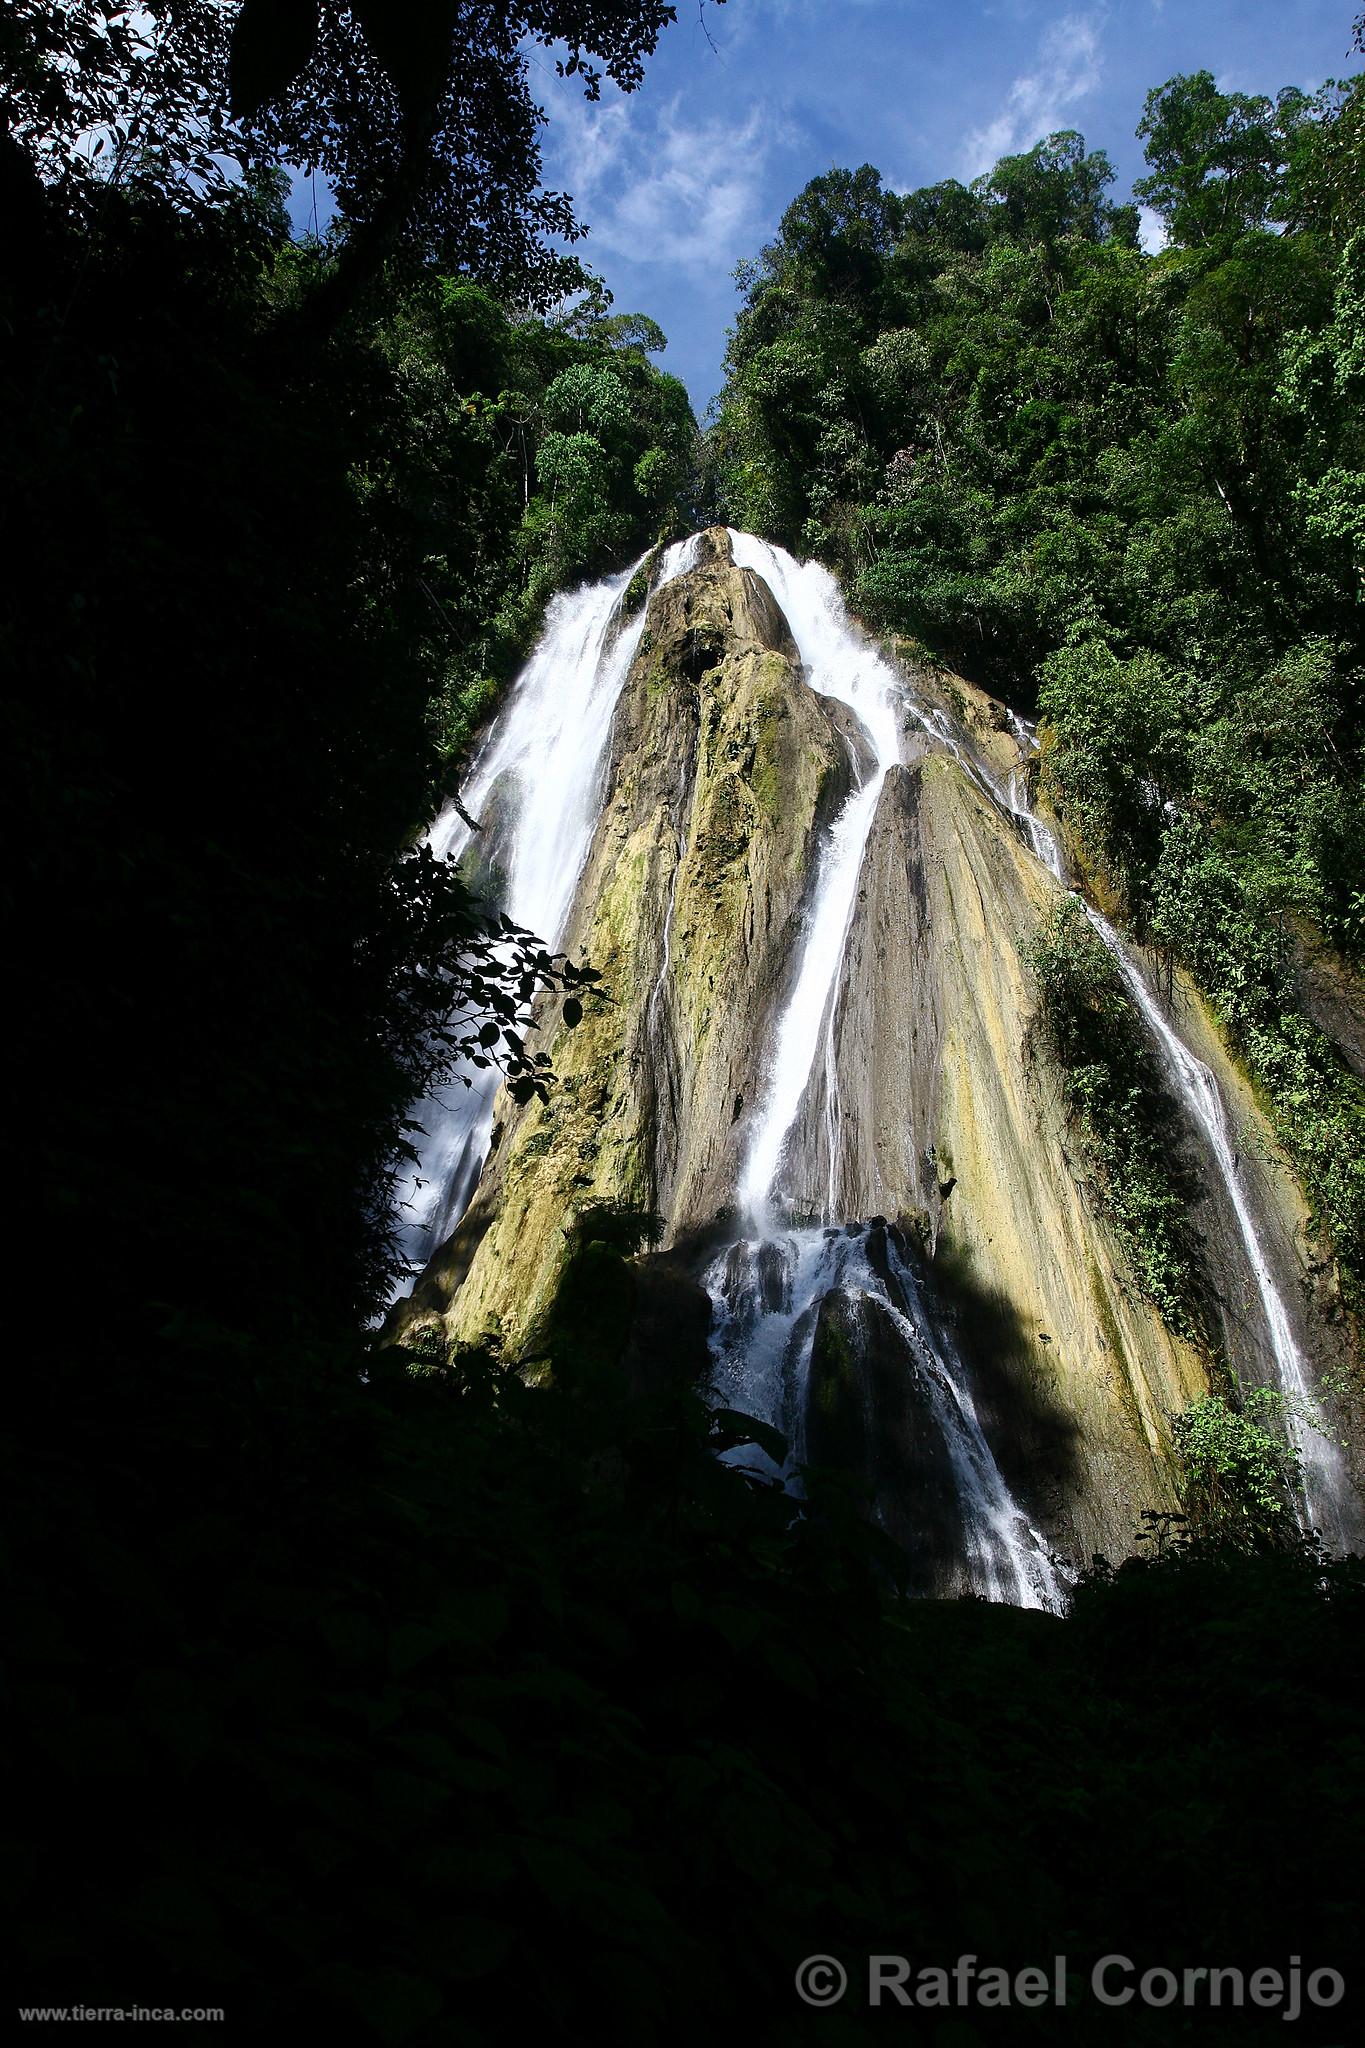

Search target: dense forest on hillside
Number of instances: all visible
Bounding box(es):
[713,60,1365,1299]
[6,5,1365,2039]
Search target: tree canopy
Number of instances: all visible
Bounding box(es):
[3,1,718,329]
[713,62,1365,1298]
[1134,69,1313,246]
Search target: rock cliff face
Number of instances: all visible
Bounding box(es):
[413,530,852,1358]
[815,756,1208,1561]
[399,529,1362,1582]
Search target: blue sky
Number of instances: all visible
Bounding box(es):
[283,3,1361,414]
[528,0,1361,412]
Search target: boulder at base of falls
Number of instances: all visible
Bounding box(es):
[620,1251,717,1401]
[805,1287,968,1597]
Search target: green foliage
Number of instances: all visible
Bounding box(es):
[1148,816,1365,1287]
[536,427,611,509]
[1134,70,1314,246]
[3,2,246,212]
[1174,1388,1299,1543]
[1027,900,1198,1331]
[978,129,1136,248]
[544,360,634,441]
[363,269,698,763]
[5,3,691,345]
[236,0,683,317]
[713,64,1365,1288]
[429,671,499,759]
[1037,644,1188,906]
[1279,230,1365,594]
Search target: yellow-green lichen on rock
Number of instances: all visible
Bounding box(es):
[433,529,851,1356]
[808,749,1209,1562]
[392,535,1362,1563]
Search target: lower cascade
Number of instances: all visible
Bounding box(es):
[391,527,1365,1596]
[707,1220,1063,1608]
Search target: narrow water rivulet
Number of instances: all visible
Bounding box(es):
[1004,729,1353,1549]
[891,688,1352,1550]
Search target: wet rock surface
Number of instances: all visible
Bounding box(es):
[425,530,851,1358]
[806,1283,968,1594]
[398,533,1363,1573]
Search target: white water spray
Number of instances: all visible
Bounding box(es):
[392,537,700,1286]
[706,1222,1063,1609]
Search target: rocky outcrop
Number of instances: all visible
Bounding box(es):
[806,1279,969,1594]
[779,754,1203,1563]
[422,530,855,1357]
[399,533,1361,1571]
[1151,954,1365,1532]
[1294,925,1365,1083]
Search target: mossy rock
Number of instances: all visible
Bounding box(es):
[621,563,652,618]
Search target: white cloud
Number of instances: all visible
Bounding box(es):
[958,12,1104,181]
[1137,204,1168,254]
[544,89,790,274]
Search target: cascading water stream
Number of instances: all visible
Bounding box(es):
[871,675,1350,1547]
[726,533,904,1225]
[1006,713,1068,882]
[711,534,1065,1608]
[391,536,700,1290]
[707,1223,1062,1607]
[394,524,1352,1592]
[1004,726,1351,1546]
[879,687,1343,1545]
[880,1230,1062,1605]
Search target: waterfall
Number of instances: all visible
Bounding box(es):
[391,536,700,1288]
[707,1222,1061,1608]
[1007,713,1068,881]
[726,534,903,1223]
[396,524,1355,1593]
[879,1228,1062,1607]
[712,535,1065,1609]
[1005,729,1352,1547]
[877,687,1342,1545]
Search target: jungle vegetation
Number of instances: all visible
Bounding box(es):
[713,47,1365,1295]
